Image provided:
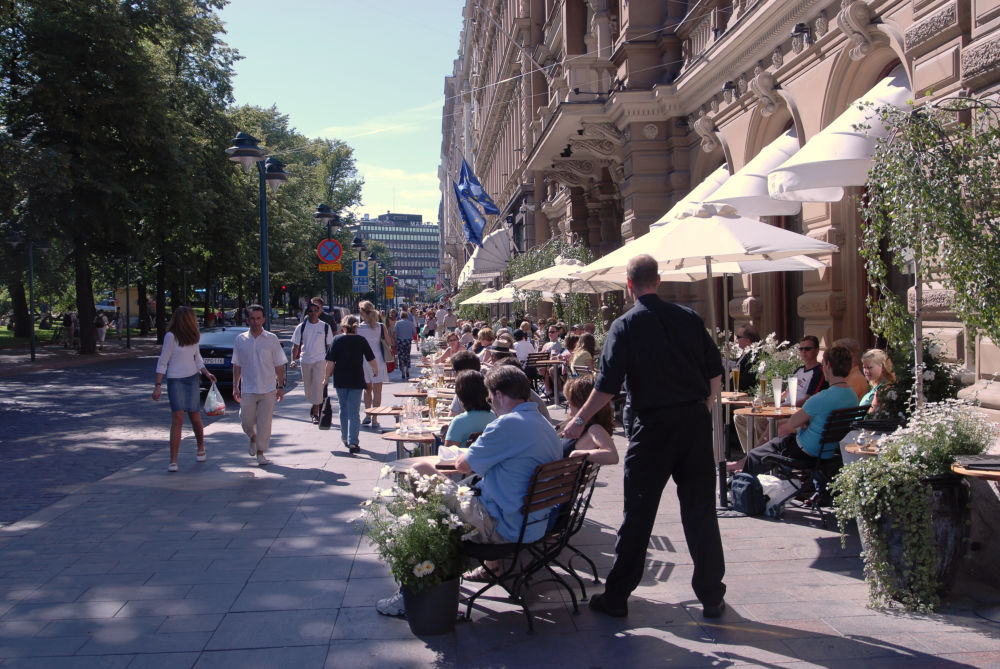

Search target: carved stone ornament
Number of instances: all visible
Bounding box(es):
[791,32,805,55]
[749,70,784,117]
[710,95,720,113]
[693,111,719,153]
[737,74,748,96]
[548,159,604,187]
[642,123,659,139]
[580,122,624,143]
[569,137,617,157]
[772,46,783,68]
[815,11,828,38]
[723,88,734,104]
[837,0,889,61]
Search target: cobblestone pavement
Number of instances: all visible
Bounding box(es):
[0,355,282,527]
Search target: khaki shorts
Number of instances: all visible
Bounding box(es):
[441,479,504,544]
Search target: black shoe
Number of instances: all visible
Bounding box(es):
[702,600,726,619]
[589,592,628,618]
[348,444,361,454]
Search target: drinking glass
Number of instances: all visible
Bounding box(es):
[787,376,798,408]
[731,367,741,392]
[427,389,438,426]
[771,377,783,409]
[759,379,768,401]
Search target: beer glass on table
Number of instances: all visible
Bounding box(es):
[427,388,438,426]
[731,367,741,392]
[787,376,798,408]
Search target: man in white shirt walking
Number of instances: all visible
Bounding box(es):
[232,304,288,466]
[291,303,334,424]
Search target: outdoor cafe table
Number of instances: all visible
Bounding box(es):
[532,359,565,409]
[380,423,452,459]
[393,389,455,399]
[733,405,797,445]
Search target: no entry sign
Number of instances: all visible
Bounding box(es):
[316,238,343,263]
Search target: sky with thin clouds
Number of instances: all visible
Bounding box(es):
[218,0,466,224]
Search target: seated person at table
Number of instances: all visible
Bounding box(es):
[743,344,859,476]
[443,370,496,448]
[859,348,895,413]
[495,357,552,421]
[448,351,482,416]
[513,328,534,363]
[834,337,870,402]
[433,331,463,365]
[379,366,563,615]
[559,375,619,465]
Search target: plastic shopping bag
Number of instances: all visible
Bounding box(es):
[203,382,226,416]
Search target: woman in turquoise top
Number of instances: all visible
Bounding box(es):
[860,348,896,413]
[443,370,496,447]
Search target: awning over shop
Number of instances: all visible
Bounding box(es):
[767,68,911,202]
[704,129,812,217]
[651,164,730,227]
[456,228,512,287]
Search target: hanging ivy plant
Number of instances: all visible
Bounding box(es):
[453,280,489,322]
[505,236,596,327]
[859,96,1000,351]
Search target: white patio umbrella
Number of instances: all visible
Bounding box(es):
[576,204,839,500]
[511,256,625,293]
[512,256,624,327]
[463,284,520,305]
[460,287,497,306]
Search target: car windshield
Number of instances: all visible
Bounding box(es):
[199,327,248,347]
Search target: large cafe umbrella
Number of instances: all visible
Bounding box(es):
[460,284,520,306]
[576,203,839,505]
[511,255,624,294]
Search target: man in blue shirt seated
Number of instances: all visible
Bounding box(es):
[743,343,859,475]
[452,364,563,543]
[377,365,562,617]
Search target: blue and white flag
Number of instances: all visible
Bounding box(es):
[453,182,486,246]
[458,158,500,215]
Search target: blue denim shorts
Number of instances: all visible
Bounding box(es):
[167,373,201,413]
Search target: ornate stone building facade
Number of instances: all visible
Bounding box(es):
[439,0,1000,400]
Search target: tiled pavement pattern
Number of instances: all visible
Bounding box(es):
[1,342,1000,666]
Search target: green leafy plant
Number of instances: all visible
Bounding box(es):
[505,237,596,327]
[453,281,489,322]
[859,96,1000,354]
[873,339,960,424]
[831,400,998,610]
[359,469,470,592]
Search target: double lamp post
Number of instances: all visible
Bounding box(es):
[226,132,342,328]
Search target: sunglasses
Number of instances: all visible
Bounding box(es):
[799,346,817,351]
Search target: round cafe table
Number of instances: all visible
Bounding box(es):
[533,359,565,408]
[381,429,438,459]
[733,405,797,445]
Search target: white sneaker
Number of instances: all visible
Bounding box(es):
[248,437,257,456]
[376,589,405,617]
[256,453,271,466]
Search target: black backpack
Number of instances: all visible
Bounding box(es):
[731,472,766,516]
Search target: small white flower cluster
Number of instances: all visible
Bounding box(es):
[412,560,435,578]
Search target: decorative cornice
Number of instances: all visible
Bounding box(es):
[961,34,1000,85]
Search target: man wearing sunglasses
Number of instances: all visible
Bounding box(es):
[790,335,828,407]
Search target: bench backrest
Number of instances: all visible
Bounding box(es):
[818,405,871,458]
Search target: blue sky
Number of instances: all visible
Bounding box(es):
[218,0,466,224]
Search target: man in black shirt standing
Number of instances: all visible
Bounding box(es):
[562,253,727,619]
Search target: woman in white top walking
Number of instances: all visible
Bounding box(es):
[153,306,216,472]
[358,300,392,430]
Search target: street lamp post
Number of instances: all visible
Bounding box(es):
[313,204,341,308]
[5,233,48,362]
[226,132,289,330]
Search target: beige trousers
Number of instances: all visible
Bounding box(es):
[300,360,327,406]
[240,391,276,453]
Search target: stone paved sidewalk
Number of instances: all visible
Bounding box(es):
[2,355,1000,666]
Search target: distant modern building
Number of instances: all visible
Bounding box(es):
[356,212,442,301]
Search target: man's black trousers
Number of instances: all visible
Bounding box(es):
[605,402,727,606]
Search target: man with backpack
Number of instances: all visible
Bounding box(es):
[291,302,334,424]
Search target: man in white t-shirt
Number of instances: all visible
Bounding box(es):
[291,303,334,424]
[435,304,449,332]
